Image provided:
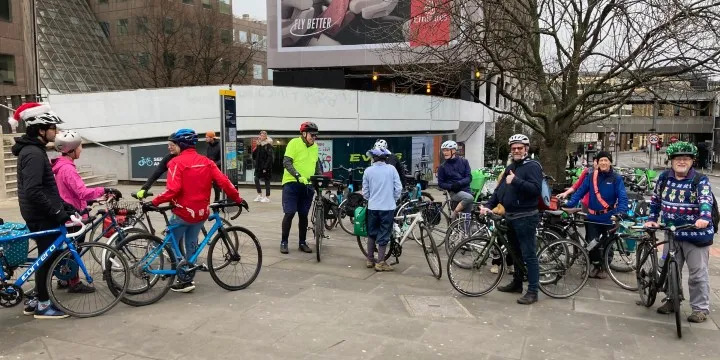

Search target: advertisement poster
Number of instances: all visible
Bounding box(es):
[129,143,169,181]
[225,142,237,170]
[411,137,435,182]
[278,0,450,50]
[316,140,334,177]
[333,137,412,177]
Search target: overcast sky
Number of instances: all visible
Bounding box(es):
[233,0,267,20]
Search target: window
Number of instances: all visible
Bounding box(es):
[117,19,128,36]
[251,33,259,44]
[267,69,274,81]
[220,29,232,44]
[219,0,231,14]
[183,0,194,4]
[118,54,129,65]
[221,59,231,72]
[163,52,176,68]
[0,54,16,84]
[0,0,11,22]
[237,31,247,43]
[98,0,108,4]
[183,55,194,68]
[99,21,110,37]
[164,17,174,34]
[253,64,263,80]
[136,16,147,33]
[138,52,149,67]
[201,25,213,41]
[202,0,212,9]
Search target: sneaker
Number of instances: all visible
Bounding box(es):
[23,297,37,316]
[280,243,289,254]
[517,292,538,305]
[490,264,500,274]
[56,280,69,290]
[589,266,607,279]
[657,300,675,314]
[375,262,394,272]
[261,196,271,203]
[34,304,69,319]
[497,281,523,293]
[688,311,708,323]
[253,194,263,202]
[366,260,375,268]
[298,243,313,253]
[170,282,195,293]
[67,282,96,294]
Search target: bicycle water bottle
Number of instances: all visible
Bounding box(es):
[393,223,401,237]
[587,238,599,250]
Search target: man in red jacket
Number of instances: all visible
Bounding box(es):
[152,128,246,293]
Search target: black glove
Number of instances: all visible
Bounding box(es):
[614,213,627,221]
[141,203,157,213]
[105,188,122,199]
[239,199,249,213]
[450,183,462,192]
[53,208,72,225]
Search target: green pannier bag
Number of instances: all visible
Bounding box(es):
[353,206,368,237]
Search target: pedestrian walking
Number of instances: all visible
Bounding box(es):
[253,131,274,203]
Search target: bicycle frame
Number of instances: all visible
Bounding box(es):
[0,226,92,287]
[394,211,425,247]
[139,212,225,275]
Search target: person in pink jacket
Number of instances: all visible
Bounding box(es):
[50,130,121,293]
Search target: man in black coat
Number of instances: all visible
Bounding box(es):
[252,131,274,202]
[205,131,222,202]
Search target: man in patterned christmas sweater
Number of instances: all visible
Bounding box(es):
[645,141,713,323]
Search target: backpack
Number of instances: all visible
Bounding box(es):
[657,171,720,233]
[353,206,368,237]
[501,159,552,210]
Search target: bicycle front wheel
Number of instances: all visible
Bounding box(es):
[604,237,638,291]
[315,204,324,262]
[537,239,590,299]
[447,236,504,297]
[420,225,442,279]
[47,242,130,318]
[207,226,262,291]
[668,260,682,338]
[113,233,177,307]
[636,241,658,307]
[337,199,356,236]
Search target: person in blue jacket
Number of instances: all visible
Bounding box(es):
[565,151,628,279]
[437,140,473,218]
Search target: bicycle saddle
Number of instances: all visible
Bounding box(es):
[545,210,564,216]
[562,208,584,215]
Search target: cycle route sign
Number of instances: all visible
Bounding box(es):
[129,143,169,181]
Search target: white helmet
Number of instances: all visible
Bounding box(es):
[508,134,530,145]
[54,130,82,153]
[374,139,388,151]
[441,140,458,150]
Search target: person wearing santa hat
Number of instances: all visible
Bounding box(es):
[10,102,74,319]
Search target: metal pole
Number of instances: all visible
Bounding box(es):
[649,98,658,171]
[616,114,621,162]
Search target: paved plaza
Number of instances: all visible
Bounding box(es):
[1,184,720,360]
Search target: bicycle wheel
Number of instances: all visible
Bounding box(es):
[537,239,590,299]
[338,199,356,236]
[112,233,176,307]
[427,208,450,248]
[47,242,130,318]
[447,235,504,297]
[207,226,262,291]
[636,241,658,307]
[420,225,442,279]
[356,234,394,262]
[604,237,638,291]
[184,217,235,259]
[444,217,488,256]
[315,203,324,262]
[92,226,147,265]
[668,260,682,338]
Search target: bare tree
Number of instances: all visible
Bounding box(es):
[379,0,720,178]
[123,0,257,88]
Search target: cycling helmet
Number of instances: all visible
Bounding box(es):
[300,121,318,133]
[666,141,697,158]
[508,134,530,145]
[368,147,391,158]
[13,102,64,127]
[374,139,388,151]
[168,128,198,150]
[54,130,82,153]
[441,140,458,150]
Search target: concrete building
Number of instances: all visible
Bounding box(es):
[0,0,37,97]
[233,14,271,86]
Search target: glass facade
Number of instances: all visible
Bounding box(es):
[35,0,130,94]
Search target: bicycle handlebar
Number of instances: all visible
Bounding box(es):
[333,166,364,173]
[65,215,88,238]
[639,223,697,232]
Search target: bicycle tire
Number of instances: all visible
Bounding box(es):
[420,225,442,279]
[47,242,130,318]
[207,226,262,291]
[604,237,638,291]
[636,242,658,307]
[444,217,489,256]
[112,233,176,307]
[315,203,324,262]
[92,227,147,265]
[537,239,590,299]
[337,199,356,236]
[668,260,682,338]
[356,234,394,262]
[447,235,504,297]
[183,217,234,258]
[427,208,450,248]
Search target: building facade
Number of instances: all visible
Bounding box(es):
[233,14,270,86]
[0,0,37,97]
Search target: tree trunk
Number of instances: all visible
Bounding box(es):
[539,130,570,188]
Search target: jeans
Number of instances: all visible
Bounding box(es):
[450,191,474,213]
[506,214,540,293]
[255,175,271,196]
[170,216,205,281]
[585,222,614,266]
[663,240,711,313]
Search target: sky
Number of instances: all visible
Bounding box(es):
[233,0,267,20]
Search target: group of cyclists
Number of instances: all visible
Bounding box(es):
[8,103,714,323]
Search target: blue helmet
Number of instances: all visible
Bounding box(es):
[169,128,198,150]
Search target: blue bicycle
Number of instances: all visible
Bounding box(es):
[0,216,130,317]
[112,199,261,306]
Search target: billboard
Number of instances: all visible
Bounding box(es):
[268,0,453,68]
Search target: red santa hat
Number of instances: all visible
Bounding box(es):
[11,102,62,127]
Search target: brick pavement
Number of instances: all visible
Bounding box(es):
[0,185,719,360]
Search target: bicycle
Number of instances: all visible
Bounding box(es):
[447,212,589,298]
[324,166,365,235]
[635,223,696,338]
[0,216,130,317]
[357,200,442,279]
[309,175,332,262]
[112,199,261,306]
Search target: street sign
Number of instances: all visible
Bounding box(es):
[648,134,659,145]
[609,132,616,142]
